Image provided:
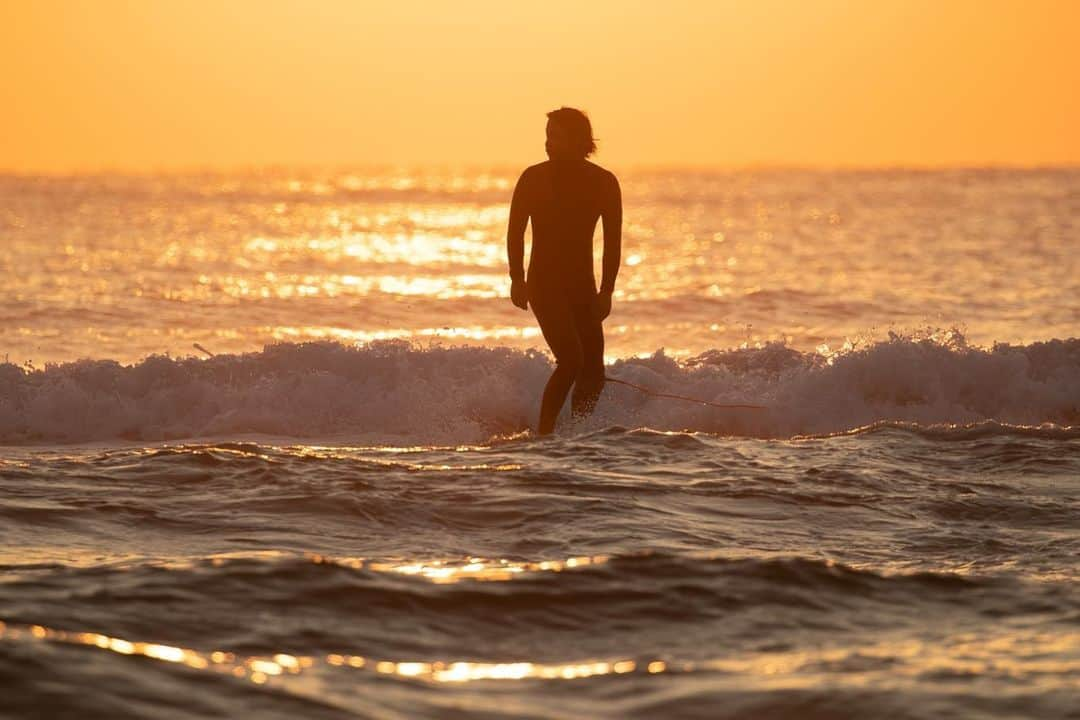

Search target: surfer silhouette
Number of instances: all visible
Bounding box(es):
[507,107,622,435]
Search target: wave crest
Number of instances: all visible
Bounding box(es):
[0,335,1077,443]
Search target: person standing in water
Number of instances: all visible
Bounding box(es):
[506,107,623,435]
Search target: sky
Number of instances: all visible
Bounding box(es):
[2,0,1077,172]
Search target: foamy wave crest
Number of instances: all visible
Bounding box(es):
[0,335,1077,444]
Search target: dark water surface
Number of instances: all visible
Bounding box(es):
[2,425,1077,719]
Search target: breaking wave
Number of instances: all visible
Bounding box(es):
[1,334,1077,444]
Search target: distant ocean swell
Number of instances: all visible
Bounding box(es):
[1,333,1077,444]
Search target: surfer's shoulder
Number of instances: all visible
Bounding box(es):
[518,162,549,187]
[584,160,618,184]
[524,161,549,176]
[584,161,619,194]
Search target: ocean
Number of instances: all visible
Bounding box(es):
[1,168,1077,719]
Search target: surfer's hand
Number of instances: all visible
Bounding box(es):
[510,278,528,310]
[593,290,612,321]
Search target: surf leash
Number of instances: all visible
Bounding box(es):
[604,375,767,410]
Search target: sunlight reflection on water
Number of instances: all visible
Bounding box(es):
[5,169,1077,364]
[2,620,1076,689]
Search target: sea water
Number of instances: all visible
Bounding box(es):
[1,168,1077,718]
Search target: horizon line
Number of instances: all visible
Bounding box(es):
[3,161,1079,179]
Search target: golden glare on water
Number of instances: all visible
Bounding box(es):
[2,620,1077,689]
[0,549,609,585]
[263,324,543,345]
[349,554,609,584]
[9,166,1076,366]
[188,272,509,301]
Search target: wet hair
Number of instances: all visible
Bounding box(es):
[546,107,597,158]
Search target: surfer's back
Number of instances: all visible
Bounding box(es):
[520,160,618,284]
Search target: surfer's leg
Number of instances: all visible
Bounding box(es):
[529,288,583,435]
[570,299,605,418]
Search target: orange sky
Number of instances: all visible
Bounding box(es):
[2,0,1077,172]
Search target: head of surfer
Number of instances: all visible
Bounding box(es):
[545,107,597,162]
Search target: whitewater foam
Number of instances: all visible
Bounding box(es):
[0,335,1077,444]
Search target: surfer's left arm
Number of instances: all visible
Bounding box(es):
[595,172,622,320]
[507,170,530,310]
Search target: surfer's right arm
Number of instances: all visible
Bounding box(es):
[507,169,530,310]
